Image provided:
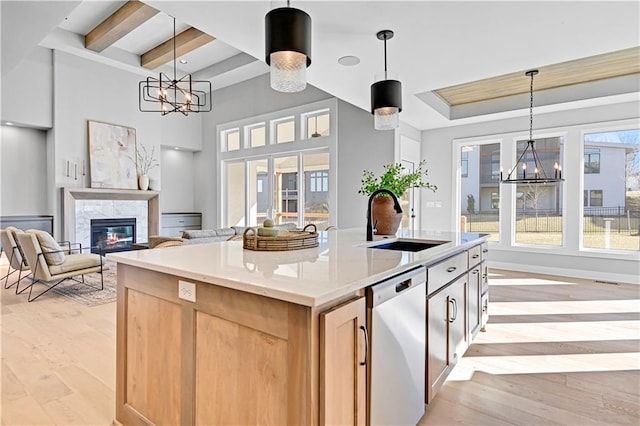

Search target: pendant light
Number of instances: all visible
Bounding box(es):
[311,115,321,138]
[500,70,564,184]
[139,17,212,116]
[265,0,311,93]
[371,30,402,130]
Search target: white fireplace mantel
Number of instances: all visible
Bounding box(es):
[63,188,160,244]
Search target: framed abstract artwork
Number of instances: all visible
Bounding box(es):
[88,120,138,189]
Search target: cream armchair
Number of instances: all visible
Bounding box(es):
[15,230,108,302]
[0,226,31,292]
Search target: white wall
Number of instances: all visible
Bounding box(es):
[1,46,53,128]
[160,148,195,212]
[0,126,49,215]
[422,101,640,284]
[51,50,202,238]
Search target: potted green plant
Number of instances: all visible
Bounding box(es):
[359,160,437,234]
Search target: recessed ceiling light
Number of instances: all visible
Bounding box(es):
[5,122,13,126]
[338,55,360,66]
[174,147,180,150]
[179,59,188,64]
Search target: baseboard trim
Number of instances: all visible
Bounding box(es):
[488,260,640,286]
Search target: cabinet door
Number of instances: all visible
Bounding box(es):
[468,266,482,340]
[426,288,450,404]
[449,275,468,364]
[320,297,367,426]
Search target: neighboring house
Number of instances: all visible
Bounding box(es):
[583,141,635,210]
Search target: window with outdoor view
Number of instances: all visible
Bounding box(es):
[515,136,564,246]
[459,142,501,242]
[582,128,639,251]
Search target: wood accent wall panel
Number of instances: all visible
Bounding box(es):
[126,289,182,425]
[194,312,288,425]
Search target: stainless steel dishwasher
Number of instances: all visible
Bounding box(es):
[367,266,427,426]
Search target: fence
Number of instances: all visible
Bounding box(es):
[464,206,640,235]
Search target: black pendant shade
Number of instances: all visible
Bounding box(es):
[265,4,311,92]
[265,7,312,67]
[371,79,402,114]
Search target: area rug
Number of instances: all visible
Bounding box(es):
[50,260,118,306]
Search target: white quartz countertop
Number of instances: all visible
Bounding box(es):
[108,228,488,307]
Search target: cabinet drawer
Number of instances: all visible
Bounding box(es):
[426,251,468,295]
[162,214,201,228]
[468,245,482,267]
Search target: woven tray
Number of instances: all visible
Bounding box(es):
[243,224,318,251]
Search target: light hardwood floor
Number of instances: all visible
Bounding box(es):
[1,263,638,425]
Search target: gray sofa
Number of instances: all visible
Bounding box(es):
[148,223,298,248]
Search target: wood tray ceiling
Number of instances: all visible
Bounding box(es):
[435,47,640,107]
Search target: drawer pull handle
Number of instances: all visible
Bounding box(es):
[472,254,480,259]
[446,266,457,273]
[448,300,455,323]
[482,248,489,253]
[472,269,479,275]
[359,325,368,366]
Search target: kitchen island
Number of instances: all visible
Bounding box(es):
[109,228,488,425]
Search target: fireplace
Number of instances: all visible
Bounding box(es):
[91,218,136,254]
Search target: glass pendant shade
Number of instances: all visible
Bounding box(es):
[270,51,307,92]
[265,5,311,93]
[374,107,400,130]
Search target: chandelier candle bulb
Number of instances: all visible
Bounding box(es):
[554,163,559,179]
[522,163,526,179]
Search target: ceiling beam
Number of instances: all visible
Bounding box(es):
[141,28,214,70]
[85,1,159,52]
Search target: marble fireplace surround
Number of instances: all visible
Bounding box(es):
[63,188,159,249]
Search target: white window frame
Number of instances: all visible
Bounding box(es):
[217,99,338,229]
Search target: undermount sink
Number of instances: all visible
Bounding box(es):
[369,239,448,252]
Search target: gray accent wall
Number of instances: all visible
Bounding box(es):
[161,148,195,212]
[0,126,49,215]
[337,99,395,229]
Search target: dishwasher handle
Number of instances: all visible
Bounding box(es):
[395,279,411,293]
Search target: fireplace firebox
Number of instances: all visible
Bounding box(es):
[91,218,136,254]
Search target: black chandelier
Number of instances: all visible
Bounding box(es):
[265,0,312,93]
[371,29,402,130]
[139,17,212,116]
[500,70,563,184]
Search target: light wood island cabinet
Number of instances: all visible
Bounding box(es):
[110,229,488,425]
[116,264,365,425]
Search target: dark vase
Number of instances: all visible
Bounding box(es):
[371,195,402,235]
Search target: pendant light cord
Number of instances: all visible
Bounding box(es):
[383,37,388,80]
[529,71,534,141]
[172,17,177,82]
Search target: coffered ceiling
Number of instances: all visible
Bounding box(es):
[2,1,639,130]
